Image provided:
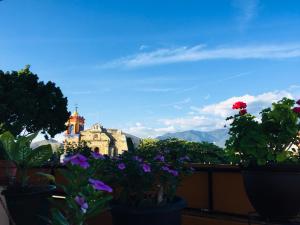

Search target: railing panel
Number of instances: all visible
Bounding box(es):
[177,172,209,209]
[212,172,254,215]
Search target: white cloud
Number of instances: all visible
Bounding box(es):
[199,91,293,118]
[232,0,260,27]
[125,89,297,138]
[139,45,149,50]
[124,123,175,138]
[101,43,300,68]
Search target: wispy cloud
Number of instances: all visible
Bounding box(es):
[232,0,260,30]
[101,43,300,69]
[125,88,298,138]
[134,87,178,93]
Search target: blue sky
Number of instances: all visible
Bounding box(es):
[1,0,300,139]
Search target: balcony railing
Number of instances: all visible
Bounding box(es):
[0,164,298,225]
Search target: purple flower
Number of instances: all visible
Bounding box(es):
[154,155,165,162]
[118,163,126,170]
[162,166,170,172]
[133,156,143,162]
[63,154,90,169]
[162,166,178,176]
[179,156,190,162]
[75,196,88,213]
[142,163,151,173]
[91,151,104,159]
[88,178,113,193]
[168,169,179,176]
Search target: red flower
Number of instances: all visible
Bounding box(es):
[293,107,300,114]
[232,101,247,110]
[296,99,300,105]
[239,109,247,115]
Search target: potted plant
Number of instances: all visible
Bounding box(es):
[47,150,113,225]
[97,148,193,225]
[0,145,17,186]
[226,98,300,222]
[0,131,55,225]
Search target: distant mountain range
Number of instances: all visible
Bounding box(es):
[31,139,63,152]
[157,129,229,147]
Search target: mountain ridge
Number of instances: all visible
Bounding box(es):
[156,129,229,147]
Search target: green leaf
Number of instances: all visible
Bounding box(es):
[36,172,56,183]
[51,208,69,225]
[27,144,52,167]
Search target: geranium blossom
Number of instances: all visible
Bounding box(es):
[88,178,113,192]
[142,163,151,172]
[232,101,247,110]
[63,154,90,169]
[239,109,247,115]
[75,196,89,213]
[118,163,126,170]
[293,107,300,114]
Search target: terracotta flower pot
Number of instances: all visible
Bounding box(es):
[0,160,17,185]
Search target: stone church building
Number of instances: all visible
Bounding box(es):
[64,109,139,156]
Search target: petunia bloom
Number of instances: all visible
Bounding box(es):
[232,101,247,110]
[142,163,151,172]
[88,178,113,193]
[169,169,179,176]
[75,196,89,213]
[133,156,143,162]
[118,163,126,170]
[162,166,178,176]
[91,151,104,160]
[179,156,190,162]
[154,155,165,162]
[63,154,90,169]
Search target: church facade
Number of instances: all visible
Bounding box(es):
[64,110,137,156]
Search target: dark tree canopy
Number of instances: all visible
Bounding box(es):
[0,65,70,137]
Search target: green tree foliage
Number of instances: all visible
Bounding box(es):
[226,98,300,166]
[138,138,227,164]
[0,65,70,137]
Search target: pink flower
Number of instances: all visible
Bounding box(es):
[142,163,151,173]
[239,109,247,115]
[118,163,126,170]
[293,107,300,114]
[88,178,113,193]
[232,101,247,110]
[63,154,90,169]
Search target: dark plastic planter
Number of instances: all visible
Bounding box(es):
[2,185,56,225]
[111,197,186,225]
[242,165,300,222]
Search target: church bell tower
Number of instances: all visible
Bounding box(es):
[65,107,85,145]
